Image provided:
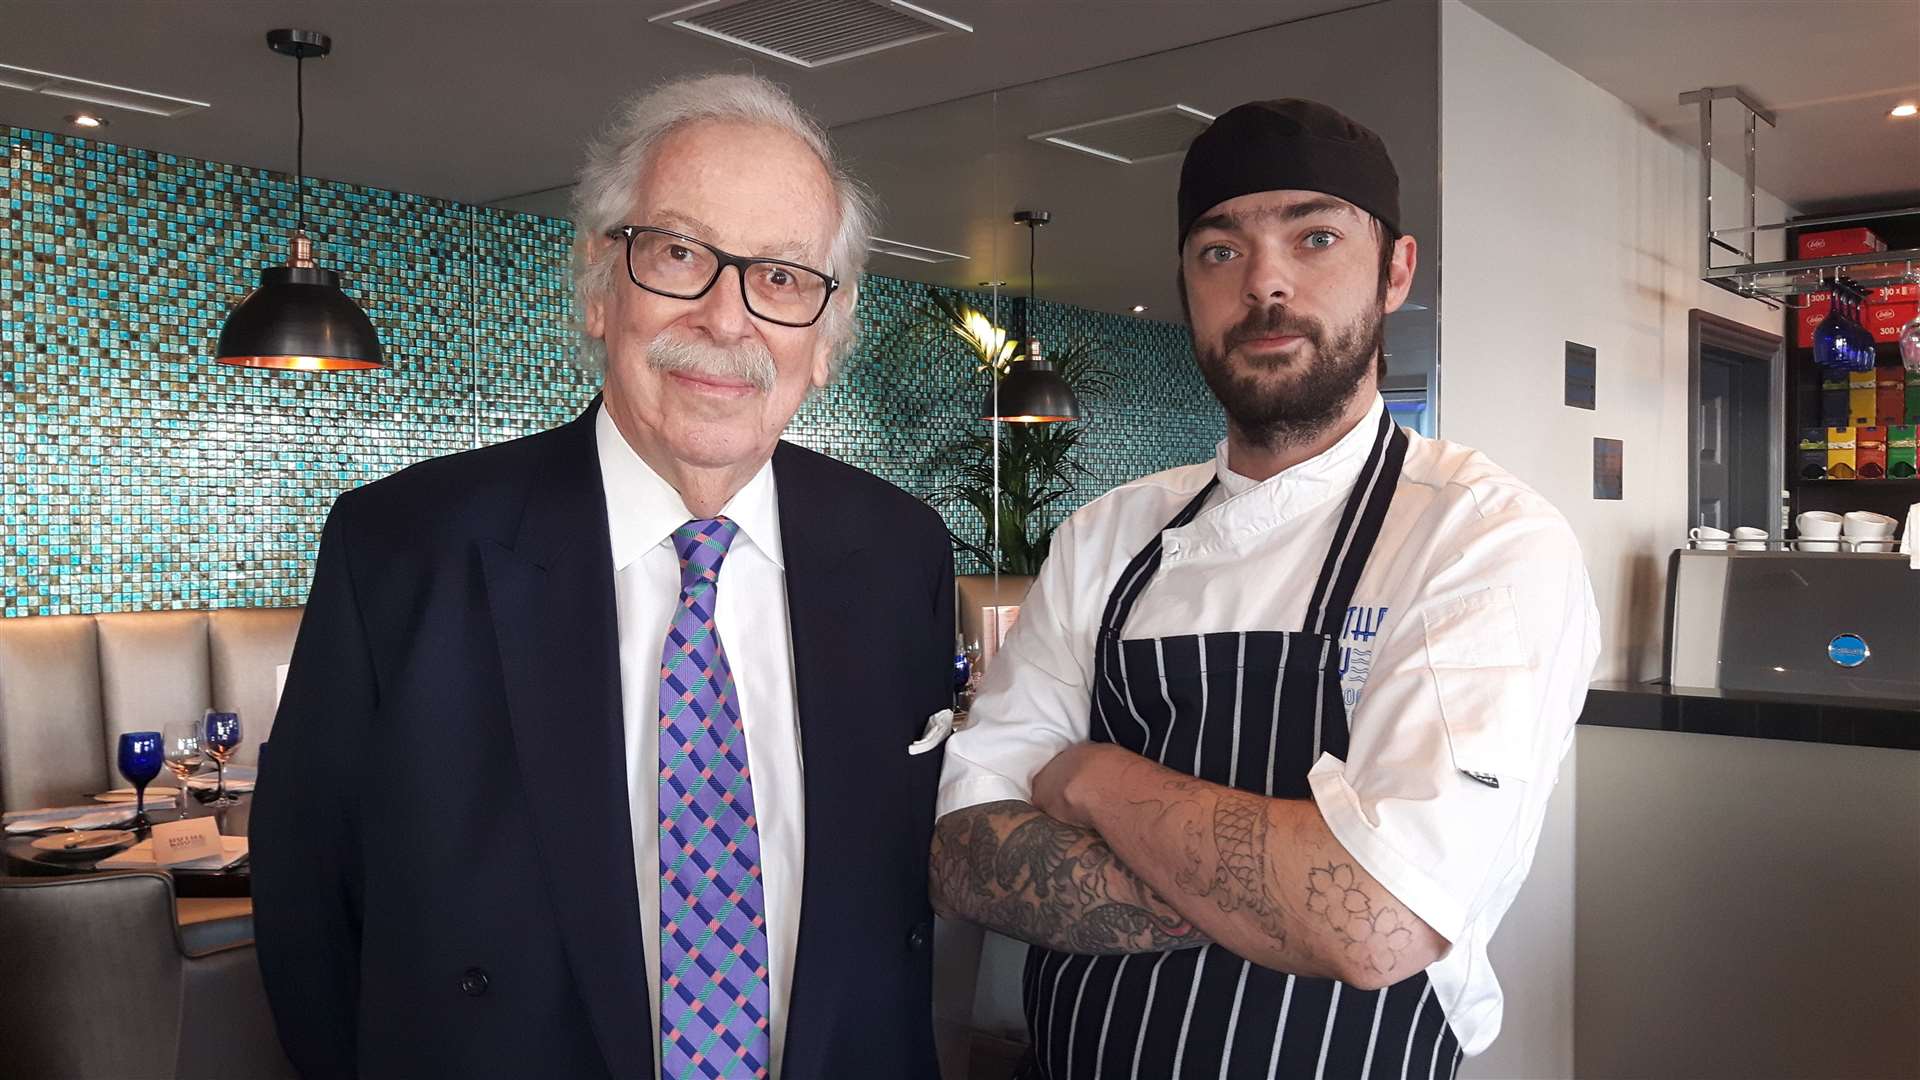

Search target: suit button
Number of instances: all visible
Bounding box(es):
[907,922,930,951]
[460,967,490,996]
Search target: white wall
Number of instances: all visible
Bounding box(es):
[1438,4,1789,1076]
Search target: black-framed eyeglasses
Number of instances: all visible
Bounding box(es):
[604,225,839,328]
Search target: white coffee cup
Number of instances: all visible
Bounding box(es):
[1795,511,1843,540]
[1732,526,1767,551]
[1689,525,1730,550]
[1797,539,1841,552]
[1854,539,1895,553]
[1843,510,1898,539]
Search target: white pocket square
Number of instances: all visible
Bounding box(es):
[908,709,955,756]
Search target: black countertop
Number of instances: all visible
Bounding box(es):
[1581,680,1920,752]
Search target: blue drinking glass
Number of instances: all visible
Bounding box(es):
[1813,303,1849,370]
[202,710,243,808]
[1843,293,1877,372]
[117,731,163,832]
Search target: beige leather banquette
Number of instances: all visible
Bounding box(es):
[0,608,302,811]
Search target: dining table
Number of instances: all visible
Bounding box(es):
[3,788,254,898]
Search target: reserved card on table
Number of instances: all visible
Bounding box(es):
[151,817,221,866]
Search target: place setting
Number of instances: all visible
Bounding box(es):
[3,709,252,868]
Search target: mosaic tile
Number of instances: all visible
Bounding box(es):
[0,124,1220,612]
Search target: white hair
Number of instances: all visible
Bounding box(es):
[569,73,877,378]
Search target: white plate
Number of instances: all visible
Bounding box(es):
[30,829,136,857]
[92,787,180,803]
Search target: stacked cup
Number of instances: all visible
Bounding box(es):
[1690,525,1769,551]
[1843,510,1898,552]
[1795,511,1842,552]
[1688,526,1730,550]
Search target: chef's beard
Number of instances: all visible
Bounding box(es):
[1192,301,1383,451]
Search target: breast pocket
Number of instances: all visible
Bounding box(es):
[1422,586,1537,788]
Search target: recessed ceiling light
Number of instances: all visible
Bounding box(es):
[68,112,106,128]
[1892,103,1919,119]
[1130,304,1147,313]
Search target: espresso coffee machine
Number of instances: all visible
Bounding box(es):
[1665,548,1920,701]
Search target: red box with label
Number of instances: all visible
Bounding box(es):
[1879,367,1906,425]
[1870,283,1919,305]
[1796,290,1832,349]
[1798,228,1887,259]
[1868,302,1919,343]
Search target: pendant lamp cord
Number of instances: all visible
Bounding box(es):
[1025,223,1036,345]
[295,53,306,235]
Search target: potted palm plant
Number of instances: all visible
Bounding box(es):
[920,289,1116,575]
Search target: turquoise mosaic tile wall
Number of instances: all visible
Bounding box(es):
[1,125,1219,615]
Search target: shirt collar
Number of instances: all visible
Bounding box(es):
[594,402,785,572]
[1176,393,1387,547]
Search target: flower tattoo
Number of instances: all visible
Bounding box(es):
[1306,862,1415,979]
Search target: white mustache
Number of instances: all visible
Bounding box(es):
[645,332,777,394]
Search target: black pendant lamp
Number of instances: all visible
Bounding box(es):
[216,29,384,371]
[982,209,1080,423]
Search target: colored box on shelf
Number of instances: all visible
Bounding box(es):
[1798,426,1829,451]
[1798,228,1887,259]
[1892,427,1918,478]
[1880,367,1907,425]
[1850,370,1879,425]
[1799,449,1829,480]
[1796,291,1832,349]
[1867,302,1918,343]
[1871,283,1920,305]
[1824,384,1852,428]
[1857,426,1887,478]
[1827,427,1857,480]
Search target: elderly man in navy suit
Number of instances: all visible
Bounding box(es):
[252,74,954,1079]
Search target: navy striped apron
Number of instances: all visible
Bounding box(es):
[1020,410,1463,1079]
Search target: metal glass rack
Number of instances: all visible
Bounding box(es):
[1682,86,1920,304]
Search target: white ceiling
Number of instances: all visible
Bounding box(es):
[1464,0,1920,215]
[799,0,1441,327]
[0,0,1367,206]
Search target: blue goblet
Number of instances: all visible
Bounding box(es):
[117,731,163,832]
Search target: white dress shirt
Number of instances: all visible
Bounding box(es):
[596,405,806,1079]
[937,395,1602,1057]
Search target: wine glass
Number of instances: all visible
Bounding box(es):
[202,710,243,808]
[117,731,163,832]
[162,721,202,818]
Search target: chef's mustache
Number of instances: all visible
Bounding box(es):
[1224,306,1326,356]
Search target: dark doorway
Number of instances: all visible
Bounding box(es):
[1690,311,1782,533]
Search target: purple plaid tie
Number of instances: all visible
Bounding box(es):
[658,517,770,1080]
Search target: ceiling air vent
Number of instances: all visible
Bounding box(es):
[0,62,210,118]
[868,236,969,264]
[650,0,972,69]
[1029,104,1216,165]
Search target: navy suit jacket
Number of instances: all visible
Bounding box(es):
[252,400,954,1078]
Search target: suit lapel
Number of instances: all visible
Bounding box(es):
[481,400,655,1080]
[771,442,873,1072]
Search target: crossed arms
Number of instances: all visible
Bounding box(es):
[929,742,1447,991]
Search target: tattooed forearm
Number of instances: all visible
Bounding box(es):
[1170,787,1290,946]
[1055,748,1445,987]
[1305,862,1416,979]
[930,801,1211,955]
